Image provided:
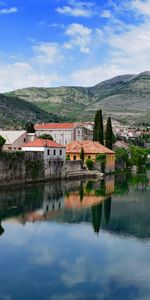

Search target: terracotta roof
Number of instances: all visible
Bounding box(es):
[35,123,75,130]
[66,140,115,154]
[22,139,65,148]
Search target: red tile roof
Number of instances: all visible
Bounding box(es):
[35,123,75,130]
[66,141,115,154]
[23,139,65,148]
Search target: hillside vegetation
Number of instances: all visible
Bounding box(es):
[0,93,65,128]
[6,71,150,125]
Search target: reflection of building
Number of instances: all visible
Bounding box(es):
[66,141,115,172]
[65,192,107,209]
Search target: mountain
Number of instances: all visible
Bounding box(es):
[6,71,150,125]
[0,93,65,129]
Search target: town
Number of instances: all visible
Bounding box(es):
[0,110,149,185]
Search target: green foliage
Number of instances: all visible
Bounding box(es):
[93,110,104,144]
[39,134,53,140]
[130,145,148,166]
[66,155,70,160]
[86,158,94,170]
[80,147,84,161]
[96,153,106,173]
[25,122,35,133]
[96,153,106,163]
[0,135,6,151]
[105,117,113,150]
[116,148,129,164]
[25,160,43,179]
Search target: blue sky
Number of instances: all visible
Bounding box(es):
[0,0,150,91]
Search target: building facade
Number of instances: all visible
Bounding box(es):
[22,139,66,160]
[35,122,93,145]
[66,140,115,172]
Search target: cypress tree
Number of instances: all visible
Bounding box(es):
[93,109,104,144]
[97,110,104,145]
[105,117,113,150]
[80,147,84,161]
[93,111,98,141]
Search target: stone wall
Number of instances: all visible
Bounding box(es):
[65,160,82,173]
[0,152,83,186]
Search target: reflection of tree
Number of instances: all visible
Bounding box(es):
[91,203,102,234]
[85,181,94,193]
[0,221,4,236]
[104,197,111,225]
[79,182,84,201]
[115,175,129,195]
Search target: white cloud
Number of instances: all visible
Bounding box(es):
[64,23,92,53]
[0,7,18,14]
[56,0,95,17]
[71,64,125,86]
[132,0,150,17]
[0,62,59,92]
[32,42,64,64]
[101,10,112,18]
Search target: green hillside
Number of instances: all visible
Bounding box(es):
[0,93,65,129]
[7,71,150,125]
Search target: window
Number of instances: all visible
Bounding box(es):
[77,130,80,135]
[53,149,56,156]
[65,141,67,144]
[60,149,62,156]
[73,155,76,160]
[47,149,50,156]
[24,138,26,142]
[88,156,91,159]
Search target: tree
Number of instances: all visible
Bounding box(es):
[93,110,104,145]
[86,158,94,170]
[116,148,129,164]
[25,122,35,133]
[0,135,6,152]
[105,117,113,150]
[96,153,106,173]
[97,110,104,145]
[130,145,148,166]
[80,147,84,161]
[39,134,53,141]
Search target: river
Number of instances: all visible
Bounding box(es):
[0,171,150,300]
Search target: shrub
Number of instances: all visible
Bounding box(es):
[86,158,94,170]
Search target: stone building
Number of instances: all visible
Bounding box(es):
[35,122,93,145]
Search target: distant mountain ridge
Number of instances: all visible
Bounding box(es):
[6,71,150,125]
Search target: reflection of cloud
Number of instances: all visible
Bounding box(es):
[1,221,150,299]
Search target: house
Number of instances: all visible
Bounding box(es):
[66,140,115,172]
[35,122,93,145]
[22,139,66,160]
[0,130,37,151]
[0,130,28,151]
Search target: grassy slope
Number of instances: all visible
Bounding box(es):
[0,93,65,128]
[7,72,150,125]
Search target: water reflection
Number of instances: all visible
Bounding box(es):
[0,172,150,300]
[0,171,149,239]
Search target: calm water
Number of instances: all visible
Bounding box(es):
[0,171,150,300]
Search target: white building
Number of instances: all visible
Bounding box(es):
[35,122,93,145]
[22,139,66,160]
